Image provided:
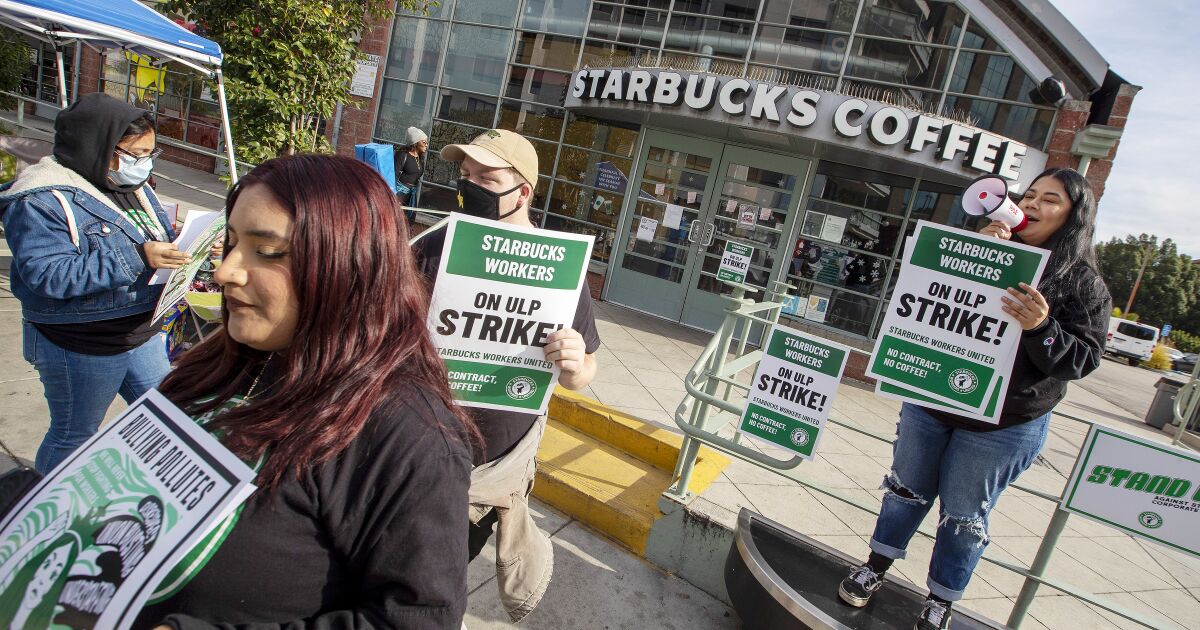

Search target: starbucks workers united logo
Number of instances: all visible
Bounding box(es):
[790,428,811,448]
[506,376,538,401]
[1138,511,1164,529]
[948,368,979,394]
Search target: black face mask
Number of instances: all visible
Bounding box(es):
[456,178,524,221]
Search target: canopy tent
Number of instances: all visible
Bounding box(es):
[0,0,239,181]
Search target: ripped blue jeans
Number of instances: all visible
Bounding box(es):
[870,403,1050,601]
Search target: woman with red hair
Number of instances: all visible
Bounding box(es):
[134,155,480,629]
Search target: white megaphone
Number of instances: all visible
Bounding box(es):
[962,174,1027,232]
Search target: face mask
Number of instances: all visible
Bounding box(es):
[108,153,153,187]
[456,178,524,221]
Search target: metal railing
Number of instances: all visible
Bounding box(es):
[666,288,1178,629]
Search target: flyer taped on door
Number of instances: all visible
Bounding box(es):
[663,204,684,230]
[636,216,658,242]
[426,214,594,415]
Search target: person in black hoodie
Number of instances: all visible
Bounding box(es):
[836,168,1111,630]
[1,93,188,473]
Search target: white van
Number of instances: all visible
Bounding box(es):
[1106,318,1159,365]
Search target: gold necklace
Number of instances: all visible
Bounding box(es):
[244,356,272,400]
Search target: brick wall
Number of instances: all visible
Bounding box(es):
[1043,83,1141,201]
[328,12,394,157]
[161,143,216,173]
[77,47,103,95]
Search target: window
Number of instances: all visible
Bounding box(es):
[376,81,439,142]
[665,15,754,60]
[498,100,566,141]
[454,0,519,27]
[436,90,498,128]
[443,25,513,94]
[505,66,572,105]
[385,19,446,84]
[520,0,591,37]
[844,37,955,90]
[760,0,854,31]
[752,25,847,74]
[514,33,582,71]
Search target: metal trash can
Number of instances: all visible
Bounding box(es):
[1145,377,1200,429]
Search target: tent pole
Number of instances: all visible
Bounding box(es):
[54,47,67,108]
[215,69,238,184]
[71,42,81,104]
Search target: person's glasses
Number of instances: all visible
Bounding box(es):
[115,146,164,165]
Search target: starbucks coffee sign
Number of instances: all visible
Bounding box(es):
[566,68,1048,184]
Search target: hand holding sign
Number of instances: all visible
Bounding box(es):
[544,328,589,375]
[1000,282,1049,330]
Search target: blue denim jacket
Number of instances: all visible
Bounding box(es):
[1,157,177,324]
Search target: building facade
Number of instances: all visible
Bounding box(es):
[76,0,1138,376]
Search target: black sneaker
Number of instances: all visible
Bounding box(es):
[837,564,884,607]
[914,597,952,630]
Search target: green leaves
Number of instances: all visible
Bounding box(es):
[163,0,413,163]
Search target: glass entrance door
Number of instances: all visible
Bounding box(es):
[608,131,811,334]
[679,145,811,332]
[605,131,723,321]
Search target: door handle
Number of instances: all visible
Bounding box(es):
[688,219,701,243]
[703,221,716,247]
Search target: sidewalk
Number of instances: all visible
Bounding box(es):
[585,301,1200,630]
[2,158,1198,629]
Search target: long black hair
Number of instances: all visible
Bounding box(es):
[1023,167,1099,298]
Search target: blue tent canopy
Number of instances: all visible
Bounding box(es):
[0,0,222,67]
[0,0,222,68]
[0,0,240,180]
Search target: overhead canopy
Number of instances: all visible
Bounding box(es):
[0,0,222,70]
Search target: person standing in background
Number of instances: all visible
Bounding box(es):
[397,126,427,222]
[1,93,185,473]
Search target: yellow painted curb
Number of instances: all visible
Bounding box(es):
[533,387,731,555]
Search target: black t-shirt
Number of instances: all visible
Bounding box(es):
[397,152,422,188]
[414,224,601,463]
[134,387,473,629]
[33,311,162,355]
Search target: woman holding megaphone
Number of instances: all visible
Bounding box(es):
[837,168,1112,630]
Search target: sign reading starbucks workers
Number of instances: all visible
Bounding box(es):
[1062,426,1200,558]
[739,326,849,458]
[427,214,594,415]
[867,222,1047,423]
[0,390,255,629]
[717,241,754,284]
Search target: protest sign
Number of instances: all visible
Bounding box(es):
[738,327,849,458]
[866,222,1046,420]
[152,214,226,322]
[0,390,255,629]
[717,241,753,284]
[1061,426,1200,558]
[427,215,594,414]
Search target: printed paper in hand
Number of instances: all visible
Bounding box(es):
[0,390,255,630]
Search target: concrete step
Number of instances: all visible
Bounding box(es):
[534,388,729,556]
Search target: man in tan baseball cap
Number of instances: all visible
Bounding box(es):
[411,128,601,615]
[439,128,539,224]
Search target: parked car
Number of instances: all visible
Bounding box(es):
[1174,352,1198,374]
[1106,318,1160,366]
